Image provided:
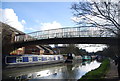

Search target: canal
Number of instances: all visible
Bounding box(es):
[3,60,101,81]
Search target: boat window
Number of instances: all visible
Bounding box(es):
[42,57,47,61]
[23,57,29,62]
[16,57,23,62]
[58,56,60,60]
[38,57,42,61]
[6,57,16,63]
[33,57,38,61]
[54,57,56,60]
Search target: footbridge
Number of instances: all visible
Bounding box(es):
[13,26,119,47]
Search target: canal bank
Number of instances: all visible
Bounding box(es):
[79,59,110,80]
[104,59,119,79]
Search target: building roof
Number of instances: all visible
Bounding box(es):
[1,22,25,35]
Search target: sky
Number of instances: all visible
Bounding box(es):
[0,1,108,52]
[1,2,77,33]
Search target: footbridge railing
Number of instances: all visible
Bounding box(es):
[14,26,117,42]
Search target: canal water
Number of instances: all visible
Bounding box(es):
[3,60,101,81]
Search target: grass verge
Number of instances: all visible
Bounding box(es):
[78,59,110,81]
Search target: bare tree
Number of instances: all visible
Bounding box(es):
[71,0,120,56]
[71,0,120,36]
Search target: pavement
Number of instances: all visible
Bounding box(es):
[104,59,120,81]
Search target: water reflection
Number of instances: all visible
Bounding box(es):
[3,60,101,80]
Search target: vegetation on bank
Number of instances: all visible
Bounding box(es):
[60,44,88,56]
[78,59,110,81]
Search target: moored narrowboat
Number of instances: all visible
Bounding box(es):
[82,55,91,61]
[4,55,65,68]
[65,53,75,63]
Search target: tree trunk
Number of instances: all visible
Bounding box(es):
[118,1,120,56]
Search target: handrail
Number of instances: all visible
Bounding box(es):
[14,26,117,42]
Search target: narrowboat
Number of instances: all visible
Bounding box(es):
[82,55,91,61]
[4,55,64,68]
[65,53,75,63]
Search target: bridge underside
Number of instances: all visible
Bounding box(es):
[13,37,119,48]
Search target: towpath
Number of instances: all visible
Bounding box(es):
[104,59,120,81]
